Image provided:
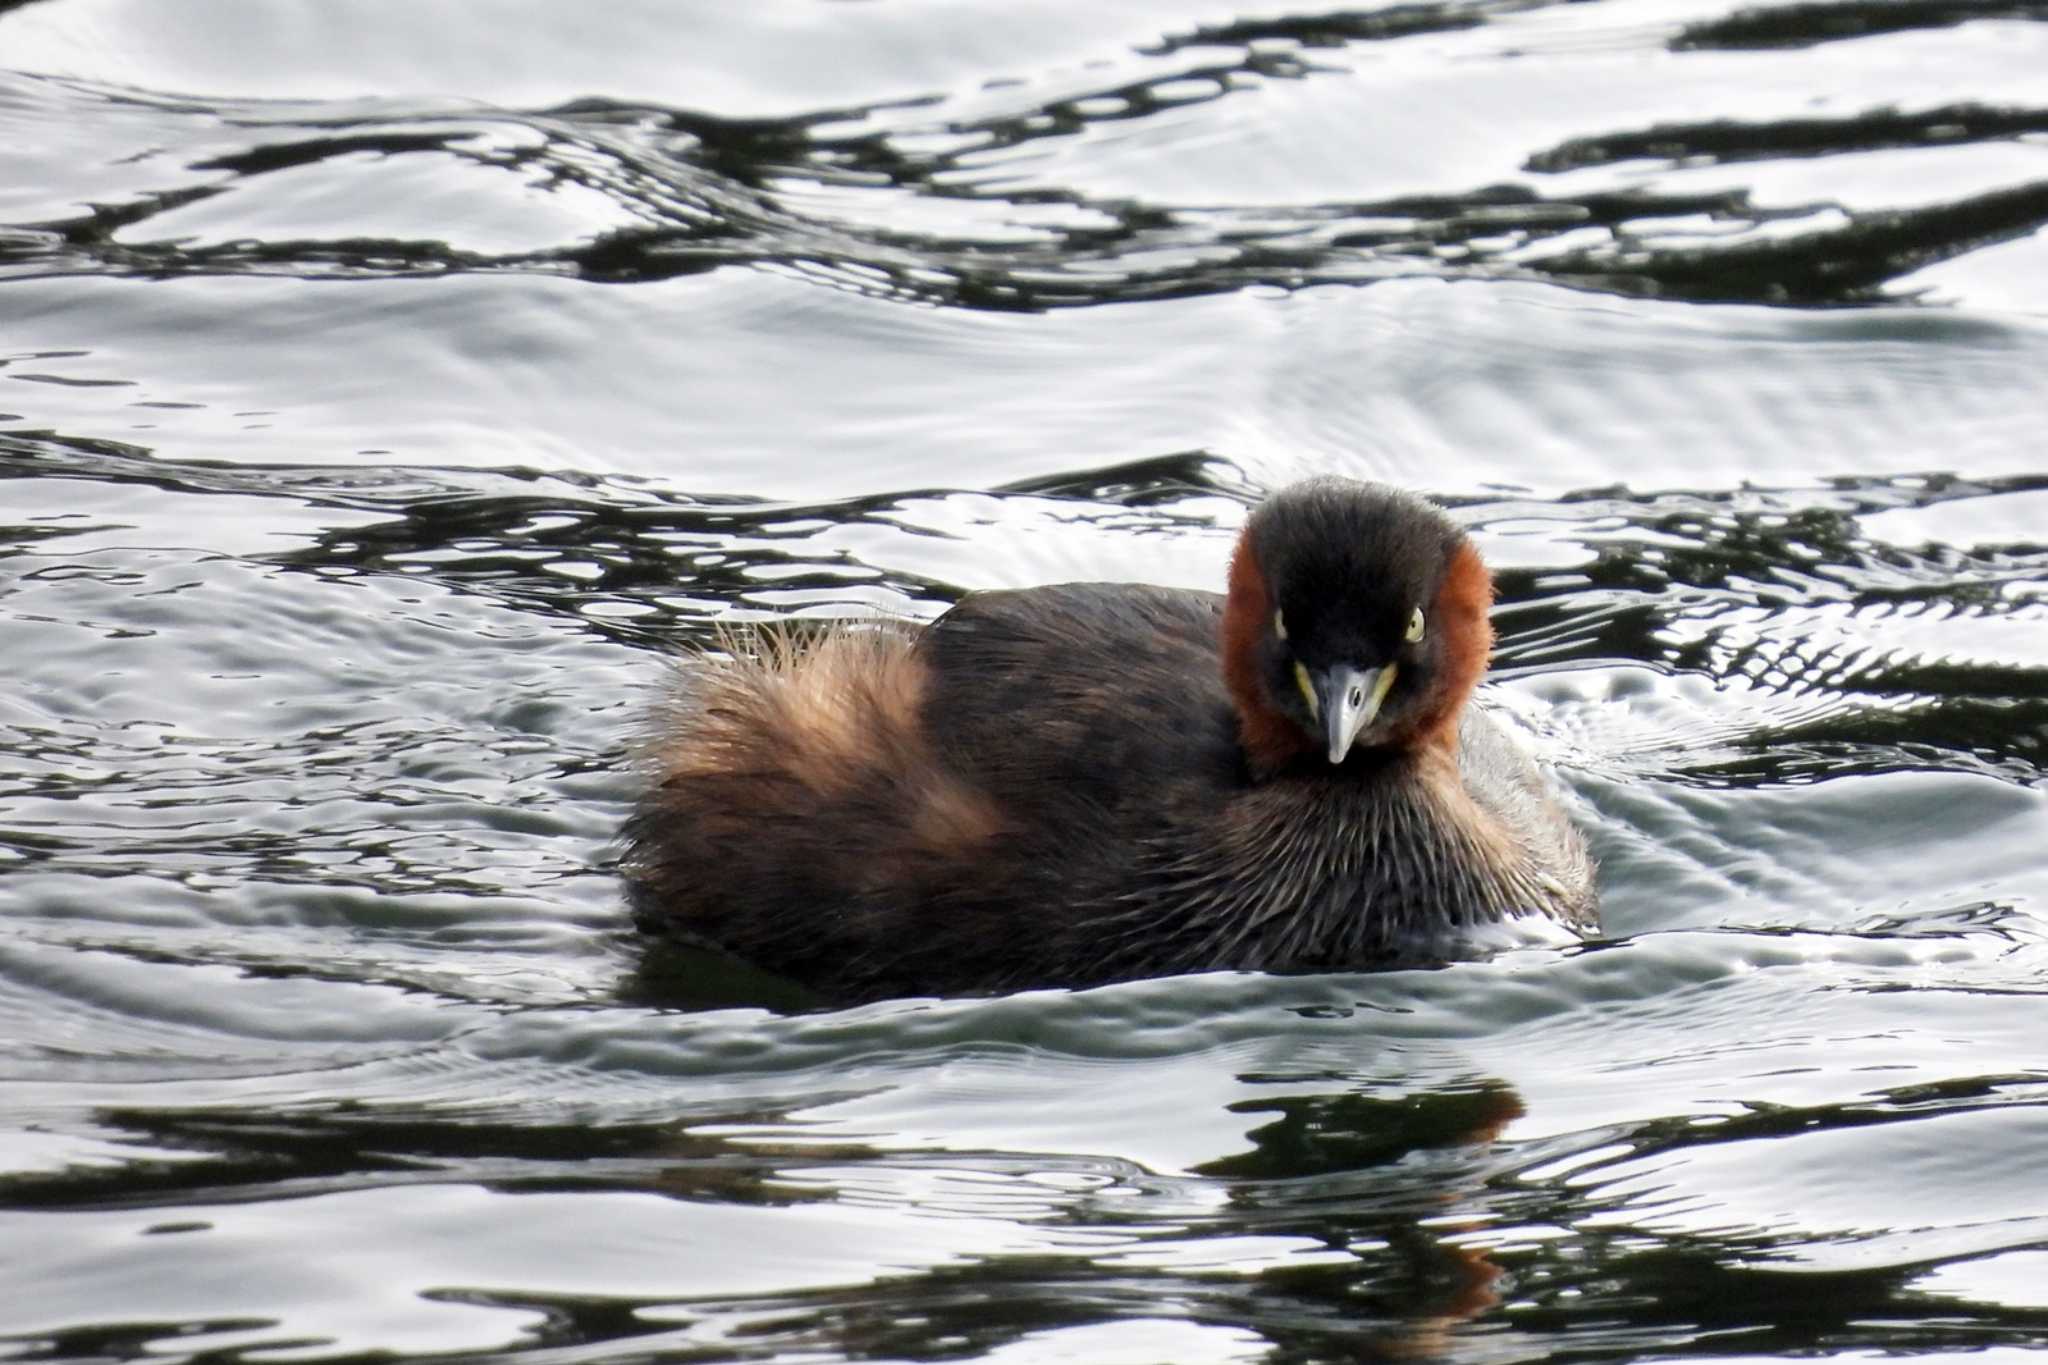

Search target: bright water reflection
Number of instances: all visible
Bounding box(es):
[3,0,2047,1360]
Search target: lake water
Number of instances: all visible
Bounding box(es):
[4,1,2047,1360]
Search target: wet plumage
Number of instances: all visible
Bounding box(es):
[623,478,1596,1001]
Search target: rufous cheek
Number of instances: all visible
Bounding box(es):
[1220,536,1317,774]
[1410,540,1494,749]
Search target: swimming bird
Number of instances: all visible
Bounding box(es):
[624,477,1596,1001]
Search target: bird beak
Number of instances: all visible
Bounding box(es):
[1318,662,1397,764]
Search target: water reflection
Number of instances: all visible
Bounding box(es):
[1674,1,2048,51]
[9,1075,1535,1360]
[5,0,2048,1360]
[6,3,2046,310]
[20,1063,2048,1360]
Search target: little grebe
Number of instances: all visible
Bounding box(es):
[624,478,1596,1000]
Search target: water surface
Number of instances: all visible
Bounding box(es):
[4,1,2047,1360]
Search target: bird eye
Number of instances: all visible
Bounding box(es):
[1406,607,1426,643]
[1273,610,1287,641]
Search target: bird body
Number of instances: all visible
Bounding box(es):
[625,480,1596,1000]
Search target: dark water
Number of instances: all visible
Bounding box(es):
[4,0,2048,1359]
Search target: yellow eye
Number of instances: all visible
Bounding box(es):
[1273,610,1287,641]
[1406,607,1426,643]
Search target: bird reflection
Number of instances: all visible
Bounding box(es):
[1200,1079,1526,1358]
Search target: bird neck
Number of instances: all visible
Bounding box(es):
[1159,753,1521,966]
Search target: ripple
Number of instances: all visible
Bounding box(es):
[5,3,2047,312]
[6,3,2048,1359]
